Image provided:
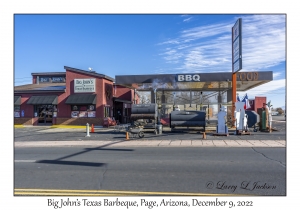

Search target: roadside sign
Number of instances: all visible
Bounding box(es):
[232,18,242,73]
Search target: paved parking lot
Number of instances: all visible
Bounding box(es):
[14,115,286,148]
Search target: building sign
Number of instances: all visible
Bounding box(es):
[71,105,79,111]
[39,76,66,83]
[88,105,95,111]
[79,111,87,117]
[14,112,20,118]
[233,60,242,72]
[52,77,65,83]
[232,18,242,73]
[39,77,50,83]
[176,74,201,82]
[88,111,96,117]
[237,72,259,81]
[71,111,79,118]
[233,38,240,63]
[74,79,96,93]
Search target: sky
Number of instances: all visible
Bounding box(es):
[14,14,286,108]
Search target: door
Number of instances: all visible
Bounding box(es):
[37,105,53,124]
[116,109,122,123]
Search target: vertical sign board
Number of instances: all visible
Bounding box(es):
[232,18,242,72]
[231,18,242,126]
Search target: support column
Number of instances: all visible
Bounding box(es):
[151,90,155,103]
[134,89,136,104]
[232,73,236,127]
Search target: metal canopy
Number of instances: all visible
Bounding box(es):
[27,95,58,105]
[65,94,97,105]
[115,71,273,92]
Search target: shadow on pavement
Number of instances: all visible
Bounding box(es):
[36,160,106,167]
[35,140,133,167]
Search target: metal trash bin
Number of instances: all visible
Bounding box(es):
[157,124,162,135]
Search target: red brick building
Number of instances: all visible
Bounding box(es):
[14,66,137,126]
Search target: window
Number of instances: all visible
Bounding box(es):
[71,105,96,118]
[104,106,110,118]
[14,105,20,118]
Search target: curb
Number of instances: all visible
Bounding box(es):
[14,125,24,128]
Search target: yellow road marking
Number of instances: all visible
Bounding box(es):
[14,189,244,196]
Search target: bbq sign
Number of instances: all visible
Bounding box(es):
[176,74,201,82]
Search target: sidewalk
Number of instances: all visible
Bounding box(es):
[15,139,286,148]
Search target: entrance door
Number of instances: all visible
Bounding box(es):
[116,108,122,124]
[37,105,53,124]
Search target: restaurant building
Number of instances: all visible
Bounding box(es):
[14,66,136,126]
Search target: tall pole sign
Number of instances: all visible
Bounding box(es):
[232,18,242,126]
[232,18,242,73]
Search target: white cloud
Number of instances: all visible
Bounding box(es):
[238,79,286,96]
[158,15,286,74]
[238,78,286,107]
[273,72,282,79]
[155,15,286,106]
[183,17,193,22]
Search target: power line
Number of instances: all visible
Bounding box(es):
[14,77,32,79]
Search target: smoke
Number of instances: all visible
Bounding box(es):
[152,78,170,89]
[134,75,189,91]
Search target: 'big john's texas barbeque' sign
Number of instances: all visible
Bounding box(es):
[74,79,96,93]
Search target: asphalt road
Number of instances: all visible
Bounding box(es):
[14,146,286,196]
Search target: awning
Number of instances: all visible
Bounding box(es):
[65,94,96,105]
[113,97,132,104]
[14,96,21,105]
[27,95,58,105]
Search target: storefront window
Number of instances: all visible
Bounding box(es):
[71,104,96,118]
[14,105,20,118]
